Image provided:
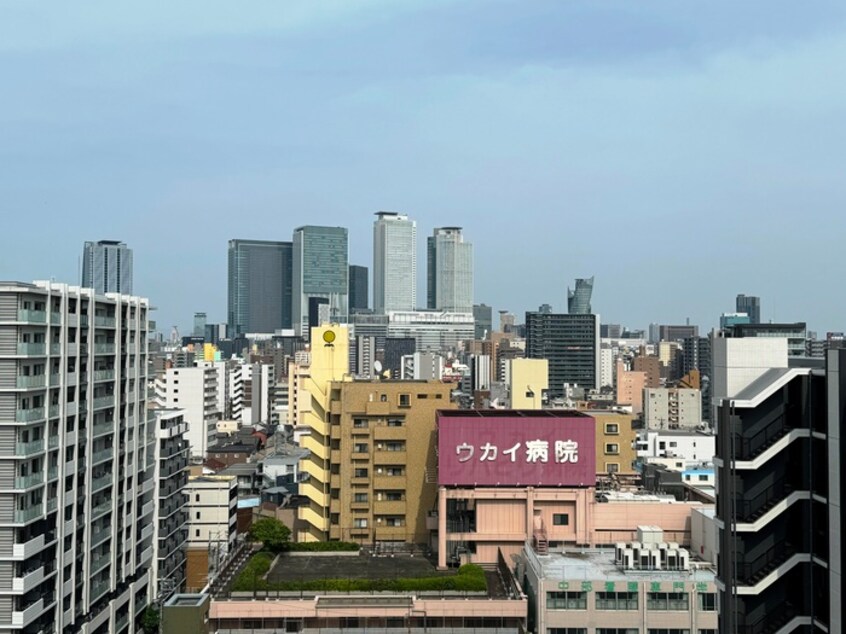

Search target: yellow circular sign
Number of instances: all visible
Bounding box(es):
[322,330,336,344]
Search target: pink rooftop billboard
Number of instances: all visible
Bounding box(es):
[437,412,596,486]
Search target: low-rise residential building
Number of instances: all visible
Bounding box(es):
[644,386,702,430]
[184,475,237,591]
[591,411,638,479]
[636,429,716,464]
[522,537,717,634]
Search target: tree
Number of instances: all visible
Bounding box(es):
[248,517,291,552]
[141,606,160,634]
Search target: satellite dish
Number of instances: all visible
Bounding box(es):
[374,361,383,376]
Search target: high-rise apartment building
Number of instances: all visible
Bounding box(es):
[715,342,844,632]
[567,276,594,314]
[525,311,600,398]
[348,265,369,313]
[227,239,293,335]
[82,240,133,294]
[0,281,154,633]
[736,293,761,324]
[426,227,473,313]
[151,408,189,600]
[372,212,416,313]
[292,226,349,336]
[155,366,219,458]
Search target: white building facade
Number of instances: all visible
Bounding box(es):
[373,212,417,313]
[426,227,473,313]
[0,281,154,633]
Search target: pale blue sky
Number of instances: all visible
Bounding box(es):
[2,1,845,334]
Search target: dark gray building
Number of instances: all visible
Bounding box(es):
[525,311,600,398]
[659,324,699,341]
[349,265,369,313]
[153,409,190,599]
[736,293,761,324]
[715,349,845,633]
[384,337,416,379]
[473,303,492,340]
[683,335,712,421]
[227,239,293,335]
[82,239,133,294]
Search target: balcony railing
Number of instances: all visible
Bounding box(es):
[92,448,113,465]
[17,310,46,323]
[737,543,797,585]
[91,474,113,493]
[15,407,45,423]
[15,473,44,489]
[94,316,116,328]
[90,501,112,520]
[90,580,110,601]
[92,396,114,410]
[15,439,45,457]
[92,422,114,438]
[16,375,45,389]
[16,343,45,355]
[15,506,43,524]
[93,370,115,382]
[48,435,58,449]
[90,527,112,547]
[94,344,115,355]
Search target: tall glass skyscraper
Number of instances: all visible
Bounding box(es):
[373,212,417,313]
[292,226,349,336]
[82,240,133,294]
[227,239,293,335]
[736,293,761,324]
[567,277,594,314]
[426,227,473,313]
[349,265,369,313]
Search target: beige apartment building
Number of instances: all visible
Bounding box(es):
[329,379,455,545]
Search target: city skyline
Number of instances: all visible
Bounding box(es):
[3,2,846,334]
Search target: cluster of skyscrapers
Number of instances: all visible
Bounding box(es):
[226,213,475,339]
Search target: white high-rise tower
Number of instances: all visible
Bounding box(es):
[373,212,417,313]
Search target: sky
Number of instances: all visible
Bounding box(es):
[2,1,846,336]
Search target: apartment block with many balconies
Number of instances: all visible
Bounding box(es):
[0,281,155,634]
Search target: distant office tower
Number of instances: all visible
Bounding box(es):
[193,311,207,337]
[384,337,416,378]
[736,293,761,324]
[659,324,699,341]
[714,341,844,632]
[292,226,349,336]
[373,212,416,312]
[567,277,594,314]
[227,239,293,335]
[348,265,369,313]
[473,303,492,340]
[525,311,600,398]
[0,280,154,633]
[426,227,473,313]
[82,239,133,294]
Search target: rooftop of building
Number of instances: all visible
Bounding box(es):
[211,443,257,453]
[187,474,237,484]
[218,463,259,477]
[527,547,715,582]
[165,593,209,608]
[437,409,592,419]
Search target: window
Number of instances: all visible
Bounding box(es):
[382,517,405,527]
[353,518,368,528]
[697,593,716,611]
[669,441,678,448]
[353,419,368,429]
[607,463,620,473]
[195,512,200,519]
[354,468,368,478]
[385,467,403,476]
[647,592,689,610]
[605,423,619,435]
[384,441,405,452]
[398,394,410,407]
[550,629,588,634]
[387,418,403,427]
[698,630,717,634]
[595,592,638,610]
[698,474,709,482]
[353,443,369,453]
[605,443,620,455]
[353,493,368,503]
[383,491,404,501]
[553,513,569,526]
[597,630,639,634]
[547,591,586,609]
[417,394,428,399]
[648,630,690,634]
